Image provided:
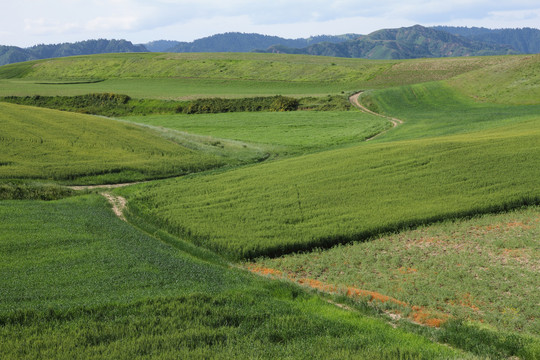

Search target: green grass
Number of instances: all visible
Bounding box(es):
[0,102,241,184]
[360,81,540,142]
[125,110,390,154]
[121,114,540,260]
[447,54,540,105]
[2,52,540,358]
[0,53,527,100]
[0,194,469,359]
[0,78,352,100]
[0,195,240,311]
[253,206,540,336]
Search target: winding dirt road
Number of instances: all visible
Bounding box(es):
[349,92,404,141]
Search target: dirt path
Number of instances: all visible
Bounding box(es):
[349,92,404,141]
[68,181,144,191]
[101,192,127,221]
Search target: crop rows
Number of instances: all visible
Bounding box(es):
[0,102,225,184]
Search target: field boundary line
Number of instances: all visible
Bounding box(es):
[349,92,404,141]
[67,181,145,190]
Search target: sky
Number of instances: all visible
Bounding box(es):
[1,0,540,47]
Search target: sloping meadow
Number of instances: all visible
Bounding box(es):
[0,102,226,184]
[122,114,539,260]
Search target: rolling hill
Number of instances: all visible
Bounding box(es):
[1,50,538,358]
[165,32,361,53]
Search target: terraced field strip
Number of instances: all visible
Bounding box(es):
[246,265,450,328]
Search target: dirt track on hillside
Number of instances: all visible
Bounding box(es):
[68,182,144,190]
[349,92,404,141]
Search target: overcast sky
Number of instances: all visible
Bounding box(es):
[2,0,540,47]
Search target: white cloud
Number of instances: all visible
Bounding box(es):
[1,0,539,46]
[85,16,141,31]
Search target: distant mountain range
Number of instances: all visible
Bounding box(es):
[255,25,521,59]
[0,39,146,66]
[1,25,539,66]
[161,32,361,53]
[433,26,540,54]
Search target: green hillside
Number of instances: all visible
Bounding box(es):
[122,115,539,259]
[1,51,538,358]
[0,102,229,184]
[0,53,529,102]
[0,195,468,359]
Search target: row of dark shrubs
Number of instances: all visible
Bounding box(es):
[0,182,75,201]
[0,93,351,117]
[1,94,134,117]
[183,96,299,114]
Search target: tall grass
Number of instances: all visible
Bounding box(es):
[0,102,227,184]
[123,115,540,259]
[0,195,468,359]
[125,110,389,154]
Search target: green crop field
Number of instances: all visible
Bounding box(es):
[252,206,540,336]
[125,110,390,154]
[1,51,539,359]
[0,53,528,99]
[121,111,539,259]
[0,102,269,184]
[0,195,470,359]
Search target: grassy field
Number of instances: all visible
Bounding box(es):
[0,78,353,100]
[0,53,530,99]
[125,110,390,154]
[359,81,540,142]
[121,114,539,259]
[446,54,540,105]
[252,206,540,336]
[0,194,471,359]
[0,102,272,184]
[1,52,539,358]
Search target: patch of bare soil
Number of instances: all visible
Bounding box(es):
[101,192,127,221]
[68,182,144,190]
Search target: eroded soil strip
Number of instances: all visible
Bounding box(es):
[349,92,404,141]
[246,264,449,328]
